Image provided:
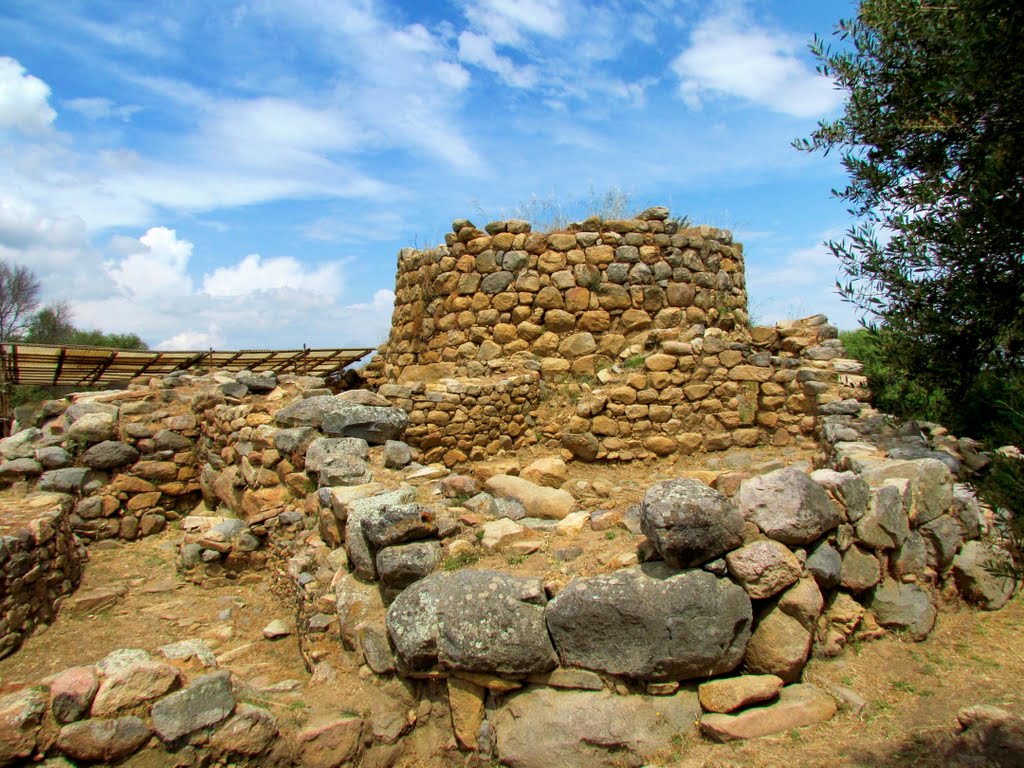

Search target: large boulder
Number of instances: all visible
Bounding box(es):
[322,404,409,445]
[699,684,836,742]
[307,438,371,471]
[342,487,417,580]
[81,441,140,470]
[274,396,352,429]
[738,468,841,545]
[869,579,936,640]
[639,478,745,568]
[492,687,699,768]
[386,570,556,676]
[545,564,751,681]
[66,412,116,444]
[726,539,802,599]
[1,427,42,460]
[484,474,575,520]
[744,605,812,684]
[859,458,953,526]
[952,540,1016,610]
[855,482,911,550]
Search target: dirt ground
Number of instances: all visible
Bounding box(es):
[1,446,1021,767]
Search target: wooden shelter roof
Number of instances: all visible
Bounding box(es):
[0,343,376,387]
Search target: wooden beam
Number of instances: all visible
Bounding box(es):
[87,351,118,385]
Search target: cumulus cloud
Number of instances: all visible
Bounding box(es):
[671,8,843,118]
[106,227,194,300]
[202,254,343,298]
[58,225,392,350]
[0,57,57,135]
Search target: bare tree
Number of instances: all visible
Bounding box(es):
[0,262,41,341]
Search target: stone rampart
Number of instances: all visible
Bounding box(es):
[0,493,85,659]
[369,207,747,386]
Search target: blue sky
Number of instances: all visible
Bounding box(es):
[0,0,860,350]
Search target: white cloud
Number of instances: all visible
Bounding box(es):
[64,97,141,121]
[457,32,538,88]
[461,0,568,47]
[157,329,224,351]
[0,57,57,135]
[106,226,194,300]
[671,8,843,118]
[202,254,343,298]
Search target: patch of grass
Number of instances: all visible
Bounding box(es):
[840,674,856,687]
[443,551,481,571]
[890,680,916,694]
[604,530,617,540]
[451,491,473,506]
[474,529,485,542]
[506,554,526,566]
[623,354,646,369]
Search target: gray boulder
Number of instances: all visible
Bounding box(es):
[0,458,43,481]
[273,395,350,429]
[152,430,193,451]
[38,467,91,493]
[317,457,372,487]
[811,469,870,521]
[305,437,370,471]
[952,540,1016,610]
[738,468,841,545]
[386,570,556,675]
[921,514,963,572]
[322,404,409,445]
[840,544,881,592]
[869,579,936,640]
[1,427,42,460]
[81,441,140,470]
[855,483,911,550]
[806,542,842,589]
[382,440,412,468]
[343,487,418,580]
[492,687,699,768]
[859,458,952,526]
[362,503,438,550]
[639,478,745,568]
[725,539,801,599]
[235,370,277,392]
[151,670,235,742]
[892,530,929,580]
[376,541,441,593]
[66,401,118,421]
[273,427,316,454]
[545,564,751,681]
[952,484,985,540]
[66,412,116,444]
[36,445,72,469]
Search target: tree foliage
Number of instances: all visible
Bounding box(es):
[796,0,1024,437]
[0,262,42,341]
[25,301,148,350]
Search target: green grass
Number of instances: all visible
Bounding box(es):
[443,551,480,571]
[623,354,645,369]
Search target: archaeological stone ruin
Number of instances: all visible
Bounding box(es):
[0,208,1019,767]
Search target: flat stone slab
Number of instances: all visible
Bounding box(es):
[699,684,837,741]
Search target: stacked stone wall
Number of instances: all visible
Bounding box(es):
[0,493,85,659]
[379,372,541,466]
[369,208,748,386]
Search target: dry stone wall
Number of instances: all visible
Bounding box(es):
[366,209,871,464]
[369,207,748,386]
[379,372,541,467]
[0,493,85,660]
